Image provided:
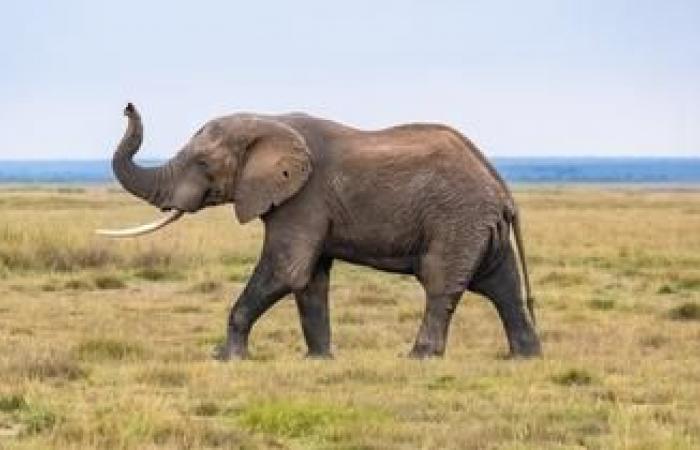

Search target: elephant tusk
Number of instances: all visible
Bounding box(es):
[95,210,184,238]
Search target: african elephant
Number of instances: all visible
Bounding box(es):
[100,103,541,360]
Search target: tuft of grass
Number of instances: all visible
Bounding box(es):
[427,375,458,391]
[0,394,27,412]
[668,302,700,321]
[187,280,221,294]
[40,281,59,291]
[657,284,675,294]
[64,278,93,290]
[19,403,57,435]
[193,401,221,417]
[135,268,181,281]
[588,298,615,311]
[130,249,174,269]
[0,395,57,436]
[238,401,366,438]
[336,311,364,324]
[75,339,146,362]
[676,278,700,291]
[93,275,126,290]
[552,369,595,386]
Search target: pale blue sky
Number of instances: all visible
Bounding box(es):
[1,0,698,159]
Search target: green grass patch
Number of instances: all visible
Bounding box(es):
[676,277,700,291]
[19,403,57,435]
[0,394,58,436]
[238,400,374,439]
[0,394,27,412]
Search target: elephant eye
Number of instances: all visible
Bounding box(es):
[197,159,209,171]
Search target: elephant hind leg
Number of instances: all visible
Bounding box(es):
[409,290,463,358]
[469,243,541,358]
[409,248,476,358]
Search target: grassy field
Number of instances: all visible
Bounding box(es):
[0,185,699,449]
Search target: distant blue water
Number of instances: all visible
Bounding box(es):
[1,158,699,184]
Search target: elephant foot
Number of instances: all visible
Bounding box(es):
[408,343,444,359]
[304,351,334,360]
[508,333,542,359]
[212,343,248,361]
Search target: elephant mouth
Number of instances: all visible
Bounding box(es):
[95,209,184,238]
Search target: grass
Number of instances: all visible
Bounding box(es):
[669,302,700,321]
[552,368,596,386]
[75,339,146,362]
[238,400,373,439]
[0,185,699,448]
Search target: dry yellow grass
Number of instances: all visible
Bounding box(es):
[0,185,699,449]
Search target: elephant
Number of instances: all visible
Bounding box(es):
[99,103,541,360]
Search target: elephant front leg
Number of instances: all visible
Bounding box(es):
[294,258,333,358]
[216,261,290,360]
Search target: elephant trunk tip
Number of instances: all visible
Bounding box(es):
[124,102,139,119]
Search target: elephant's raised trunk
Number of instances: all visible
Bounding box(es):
[112,103,170,206]
[100,103,184,239]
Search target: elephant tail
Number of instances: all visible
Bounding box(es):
[511,207,536,325]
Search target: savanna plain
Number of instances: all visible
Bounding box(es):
[0,186,699,450]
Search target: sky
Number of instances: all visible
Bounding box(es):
[1,0,698,159]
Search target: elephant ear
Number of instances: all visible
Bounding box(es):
[234,122,312,224]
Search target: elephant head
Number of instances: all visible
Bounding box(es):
[98,103,312,237]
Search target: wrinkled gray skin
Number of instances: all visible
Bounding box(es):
[112,103,541,359]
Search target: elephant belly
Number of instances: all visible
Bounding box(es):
[323,240,418,274]
[323,220,422,274]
